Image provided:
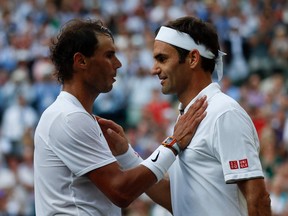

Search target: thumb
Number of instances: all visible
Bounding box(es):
[106,128,121,141]
[107,128,114,135]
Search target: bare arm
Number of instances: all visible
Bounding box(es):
[145,177,172,212]
[93,96,207,209]
[97,96,208,154]
[86,161,157,208]
[237,178,272,216]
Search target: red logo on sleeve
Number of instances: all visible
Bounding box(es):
[229,161,238,169]
[239,159,248,168]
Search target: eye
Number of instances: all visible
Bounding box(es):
[155,54,167,63]
[107,52,114,59]
[158,56,166,63]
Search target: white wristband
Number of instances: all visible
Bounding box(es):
[140,145,176,182]
[115,144,143,170]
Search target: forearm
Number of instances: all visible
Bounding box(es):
[238,179,272,216]
[95,145,175,208]
[145,178,172,213]
[87,162,158,208]
[111,165,158,207]
[114,144,173,211]
[247,193,272,216]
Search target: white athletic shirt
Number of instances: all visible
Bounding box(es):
[34,91,121,216]
[169,83,264,216]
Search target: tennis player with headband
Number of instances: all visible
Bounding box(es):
[100,16,271,216]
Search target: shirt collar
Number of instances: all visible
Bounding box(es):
[178,83,221,114]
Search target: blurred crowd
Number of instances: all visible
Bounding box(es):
[0,0,287,215]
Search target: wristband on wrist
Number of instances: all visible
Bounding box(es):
[140,145,176,182]
[115,144,143,170]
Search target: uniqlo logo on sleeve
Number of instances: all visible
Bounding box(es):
[239,159,249,168]
[229,161,238,169]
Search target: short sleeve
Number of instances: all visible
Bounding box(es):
[49,111,116,176]
[214,109,264,183]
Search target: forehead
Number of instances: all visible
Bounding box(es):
[153,40,177,56]
[96,34,115,52]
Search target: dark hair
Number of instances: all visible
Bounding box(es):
[157,16,220,73]
[50,19,113,84]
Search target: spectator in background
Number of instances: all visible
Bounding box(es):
[33,18,207,215]
[1,92,38,157]
[142,88,172,127]
[126,66,159,127]
[32,57,60,115]
[269,25,288,72]
[0,0,287,215]
[223,16,251,83]
[104,16,271,215]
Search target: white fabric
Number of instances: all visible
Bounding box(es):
[141,145,176,182]
[155,26,226,81]
[215,50,227,81]
[170,83,264,216]
[115,144,143,169]
[34,91,121,216]
[155,26,214,59]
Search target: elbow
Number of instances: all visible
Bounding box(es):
[252,191,272,214]
[113,199,133,208]
[109,191,135,208]
[262,192,272,209]
[108,181,139,208]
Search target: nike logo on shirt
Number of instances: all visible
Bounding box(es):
[151,151,160,162]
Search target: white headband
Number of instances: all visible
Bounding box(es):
[155,26,226,81]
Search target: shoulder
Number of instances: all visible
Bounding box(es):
[209,91,244,116]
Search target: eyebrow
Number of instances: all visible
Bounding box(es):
[154,53,167,60]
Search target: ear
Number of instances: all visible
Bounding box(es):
[187,49,200,69]
[73,52,87,69]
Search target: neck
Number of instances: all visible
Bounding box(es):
[63,83,98,114]
[178,72,212,108]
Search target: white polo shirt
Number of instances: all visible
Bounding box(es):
[169,83,264,216]
[34,91,121,216]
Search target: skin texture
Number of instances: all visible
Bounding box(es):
[101,36,271,215]
[97,95,208,211]
[152,40,271,215]
[97,39,211,212]
[63,33,208,209]
[237,179,272,216]
[64,35,122,113]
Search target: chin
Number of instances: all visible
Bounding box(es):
[162,88,172,95]
[101,86,113,93]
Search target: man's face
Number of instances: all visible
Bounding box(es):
[152,40,189,96]
[84,34,122,94]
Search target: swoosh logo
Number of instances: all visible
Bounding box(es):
[151,151,160,162]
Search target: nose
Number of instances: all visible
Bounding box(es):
[151,63,160,75]
[115,57,122,69]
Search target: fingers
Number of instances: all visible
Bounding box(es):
[104,128,129,156]
[106,128,121,142]
[97,118,123,134]
[94,115,101,121]
[95,116,129,155]
[173,95,208,149]
[185,95,207,117]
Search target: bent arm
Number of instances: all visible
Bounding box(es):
[86,162,157,208]
[93,96,208,209]
[237,178,272,216]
